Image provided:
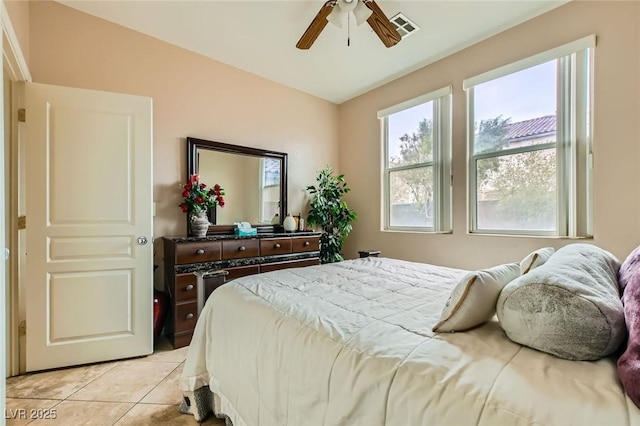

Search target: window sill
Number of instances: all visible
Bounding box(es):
[467,231,593,240]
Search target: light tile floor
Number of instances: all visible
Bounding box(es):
[5,338,226,425]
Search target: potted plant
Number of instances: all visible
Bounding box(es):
[306,166,357,264]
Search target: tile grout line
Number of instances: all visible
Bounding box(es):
[62,361,123,402]
[111,402,138,426]
[136,361,184,404]
[99,359,185,426]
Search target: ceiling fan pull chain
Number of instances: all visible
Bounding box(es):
[347,11,351,47]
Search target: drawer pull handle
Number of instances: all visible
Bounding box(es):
[274,243,281,249]
[185,313,194,320]
[195,249,205,255]
[185,284,194,291]
[238,246,246,252]
[304,241,310,246]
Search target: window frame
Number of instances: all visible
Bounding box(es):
[464,35,595,237]
[259,157,281,223]
[378,86,452,233]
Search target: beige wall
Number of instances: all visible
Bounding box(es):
[4,0,30,68]
[339,1,640,269]
[27,0,339,242]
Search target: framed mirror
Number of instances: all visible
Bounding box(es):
[186,137,288,229]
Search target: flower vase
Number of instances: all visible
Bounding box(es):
[190,211,210,238]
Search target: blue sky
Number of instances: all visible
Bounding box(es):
[474,60,556,123]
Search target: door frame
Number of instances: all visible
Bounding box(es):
[2,0,32,377]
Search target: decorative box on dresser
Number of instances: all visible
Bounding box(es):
[163,231,321,348]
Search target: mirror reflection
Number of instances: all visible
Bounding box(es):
[198,149,281,224]
[187,137,288,227]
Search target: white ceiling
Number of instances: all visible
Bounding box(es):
[57,0,569,104]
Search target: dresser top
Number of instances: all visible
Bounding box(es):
[164,231,321,243]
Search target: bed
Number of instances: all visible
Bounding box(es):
[179,256,640,425]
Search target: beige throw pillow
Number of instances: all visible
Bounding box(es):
[519,247,554,274]
[433,263,521,333]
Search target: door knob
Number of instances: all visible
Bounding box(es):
[137,236,148,245]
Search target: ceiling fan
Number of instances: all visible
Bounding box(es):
[296,0,402,50]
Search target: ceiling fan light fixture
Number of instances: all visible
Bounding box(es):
[327,7,346,28]
[353,1,373,25]
[327,0,370,29]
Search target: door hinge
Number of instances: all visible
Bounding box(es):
[18,320,26,336]
[17,215,26,230]
[18,108,25,122]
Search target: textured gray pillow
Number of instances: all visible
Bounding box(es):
[497,243,624,361]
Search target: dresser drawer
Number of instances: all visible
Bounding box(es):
[260,238,292,256]
[174,274,198,303]
[261,257,320,273]
[172,331,193,349]
[225,265,260,281]
[174,302,198,333]
[222,239,260,259]
[292,236,320,253]
[176,241,221,264]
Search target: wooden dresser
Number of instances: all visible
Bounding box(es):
[163,231,321,348]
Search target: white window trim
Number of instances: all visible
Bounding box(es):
[465,37,594,237]
[379,86,452,232]
[462,35,595,89]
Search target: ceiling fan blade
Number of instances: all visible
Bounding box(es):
[364,0,401,48]
[296,1,335,50]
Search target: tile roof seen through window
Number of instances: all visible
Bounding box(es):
[505,115,556,141]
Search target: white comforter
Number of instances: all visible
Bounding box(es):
[181,257,640,425]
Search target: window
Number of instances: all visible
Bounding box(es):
[260,158,280,223]
[464,36,594,237]
[378,86,452,232]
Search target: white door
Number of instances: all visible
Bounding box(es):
[23,82,153,371]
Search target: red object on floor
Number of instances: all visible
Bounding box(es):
[153,290,169,337]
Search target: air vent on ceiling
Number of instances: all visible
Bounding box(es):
[390,13,419,39]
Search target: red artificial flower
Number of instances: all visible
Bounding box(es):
[179,175,225,214]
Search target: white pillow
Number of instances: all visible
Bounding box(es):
[519,247,554,274]
[432,263,521,333]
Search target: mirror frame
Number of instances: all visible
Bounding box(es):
[186,137,288,230]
